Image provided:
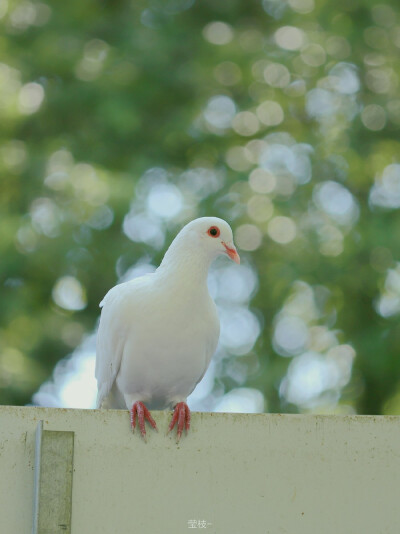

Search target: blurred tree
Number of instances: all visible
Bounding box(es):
[1,0,400,414]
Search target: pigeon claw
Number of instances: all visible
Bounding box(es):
[168,402,191,443]
[130,401,157,441]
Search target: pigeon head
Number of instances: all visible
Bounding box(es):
[188,217,240,264]
[159,217,240,273]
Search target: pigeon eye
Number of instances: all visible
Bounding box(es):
[207,226,220,238]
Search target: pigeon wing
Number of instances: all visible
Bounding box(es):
[95,283,130,408]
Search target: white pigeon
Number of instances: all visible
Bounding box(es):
[95,216,240,441]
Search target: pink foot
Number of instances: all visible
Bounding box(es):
[167,402,191,442]
[130,401,157,441]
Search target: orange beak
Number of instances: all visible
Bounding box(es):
[222,242,240,264]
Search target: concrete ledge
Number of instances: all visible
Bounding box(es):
[1,406,400,533]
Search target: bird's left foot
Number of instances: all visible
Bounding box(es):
[167,402,190,443]
[130,401,157,442]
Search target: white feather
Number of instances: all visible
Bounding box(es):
[95,217,237,411]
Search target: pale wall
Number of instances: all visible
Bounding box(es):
[1,406,400,533]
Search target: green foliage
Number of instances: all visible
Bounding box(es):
[1,0,400,414]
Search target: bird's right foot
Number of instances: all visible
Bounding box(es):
[167,402,191,443]
[130,401,157,441]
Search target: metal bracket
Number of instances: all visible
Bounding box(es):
[32,421,74,534]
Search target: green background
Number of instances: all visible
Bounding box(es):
[1,0,400,415]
